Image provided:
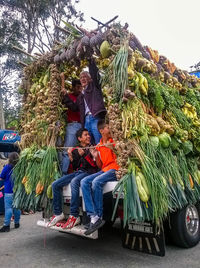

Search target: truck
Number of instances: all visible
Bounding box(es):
[0,129,20,155]
[14,20,200,257]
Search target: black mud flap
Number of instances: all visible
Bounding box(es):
[122,221,165,257]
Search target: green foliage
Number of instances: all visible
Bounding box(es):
[185,88,200,116]
[146,74,165,114]
[0,0,84,54]
[0,0,84,127]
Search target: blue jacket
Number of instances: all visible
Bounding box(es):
[0,164,14,194]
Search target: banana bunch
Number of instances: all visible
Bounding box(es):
[193,119,200,127]
[129,72,148,95]
[128,66,135,79]
[182,103,197,119]
[166,77,174,88]
[98,58,110,69]
[159,71,165,83]
[137,72,148,95]
[127,56,136,79]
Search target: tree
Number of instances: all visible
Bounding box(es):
[0,0,84,128]
[0,0,84,54]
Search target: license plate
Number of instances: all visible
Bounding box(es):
[128,221,153,234]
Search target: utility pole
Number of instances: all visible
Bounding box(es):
[0,88,5,129]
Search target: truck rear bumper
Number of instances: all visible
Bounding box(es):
[37,219,98,239]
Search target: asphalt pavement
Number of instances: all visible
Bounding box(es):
[0,213,200,268]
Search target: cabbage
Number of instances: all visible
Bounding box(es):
[149,136,159,149]
[158,132,171,148]
[194,140,200,153]
[171,137,181,151]
[182,140,193,155]
[100,41,111,58]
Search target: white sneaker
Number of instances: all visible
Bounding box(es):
[48,213,65,227]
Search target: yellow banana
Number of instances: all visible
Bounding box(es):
[128,67,135,79]
[143,77,148,90]
[185,103,192,109]
[139,84,148,95]
[134,73,139,84]
[137,72,145,86]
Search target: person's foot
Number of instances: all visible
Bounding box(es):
[84,218,105,235]
[22,211,29,215]
[29,210,34,214]
[84,222,91,230]
[62,215,81,229]
[0,225,10,232]
[48,213,65,227]
[15,223,20,229]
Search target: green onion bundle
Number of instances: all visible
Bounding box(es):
[40,146,60,186]
[102,43,129,102]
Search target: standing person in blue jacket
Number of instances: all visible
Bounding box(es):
[0,152,21,232]
[63,58,107,145]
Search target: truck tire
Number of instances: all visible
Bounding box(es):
[169,204,200,248]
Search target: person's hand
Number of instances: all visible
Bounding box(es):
[68,147,73,161]
[61,88,67,96]
[90,148,99,159]
[67,147,73,154]
[78,148,85,156]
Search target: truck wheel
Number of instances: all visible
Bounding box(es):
[169,204,200,248]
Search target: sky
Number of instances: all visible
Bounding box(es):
[77,0,200,72]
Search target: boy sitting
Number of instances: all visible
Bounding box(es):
[49,128,98,228]
[81,120,119,235]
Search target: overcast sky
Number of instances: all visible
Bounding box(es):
[77,0,200,71]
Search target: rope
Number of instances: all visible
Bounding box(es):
[56,143,115,151]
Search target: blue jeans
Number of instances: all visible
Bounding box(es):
[84,114,102,145]
[62,122,81,174]
[81,169,117,218]
[52,170,89,216]
[4,193,21,226]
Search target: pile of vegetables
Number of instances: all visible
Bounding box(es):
[15,20,200,224]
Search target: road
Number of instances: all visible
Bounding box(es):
[0,213,200,268]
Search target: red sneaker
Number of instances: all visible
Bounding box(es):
[56,220,66,227]
[62,215,80,229]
